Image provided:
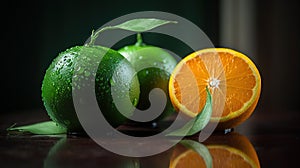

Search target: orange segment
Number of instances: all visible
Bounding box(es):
[169,48,261,129]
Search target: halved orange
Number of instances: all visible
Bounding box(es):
[169,48,261,129]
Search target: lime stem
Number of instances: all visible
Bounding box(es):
[135,33,146,47]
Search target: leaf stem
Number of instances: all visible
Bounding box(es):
[88,26,114,46]
[6,123,17,131]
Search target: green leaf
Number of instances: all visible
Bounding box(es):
[89,18,177,45]
[166,88,212,136]
[7,121,67,135]
[113,18,177,32]
[180,140,213,168]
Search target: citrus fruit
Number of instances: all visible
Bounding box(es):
[169,48,261,129]
[170,132,260,168]
[41,45,140,132]
[118,34,177,123]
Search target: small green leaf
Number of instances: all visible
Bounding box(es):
[166,87,212,136]
[180,140,213,168]
[113,18,177,32]
[89,18,177,45]
[7,121,67,135]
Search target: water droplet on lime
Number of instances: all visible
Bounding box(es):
[110,78,116,86]
[84,71,90,77]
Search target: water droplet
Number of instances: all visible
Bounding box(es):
[153,62,157,66]
[65,120,71,125]
[133,98,138,107]
[138,56,143,60]
[152,122,158,128]
[84,71,90,77]
[77,67,84,74]
[110,78,116,86]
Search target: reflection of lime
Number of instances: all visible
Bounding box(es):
[42,45,140,132]
[44,137,140,168]
[118,34,177,123]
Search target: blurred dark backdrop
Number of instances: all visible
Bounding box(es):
[5,0,299,113]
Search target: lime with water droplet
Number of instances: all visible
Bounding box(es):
[40,18,179,133]
[42,45,140,132]
[118,34,177,123]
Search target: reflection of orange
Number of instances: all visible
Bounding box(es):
[205,132,260,168]
[170,132,260,168]
[169,143,206,168]
[169,48,261,129]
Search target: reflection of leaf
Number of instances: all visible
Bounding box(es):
[7,121,67,135]
[166,88,212,136]
[180,140,212,168]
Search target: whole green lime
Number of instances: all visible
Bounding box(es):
[41,45,140,132]
[118,35,177,123]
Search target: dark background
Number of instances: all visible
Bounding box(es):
[2,1,300,167]
[5,0,300,114]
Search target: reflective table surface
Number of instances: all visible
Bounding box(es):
[0,108,299,167]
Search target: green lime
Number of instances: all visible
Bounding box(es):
[118,34,177,123]
[41,45,140,132]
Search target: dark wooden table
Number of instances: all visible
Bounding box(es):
[0,108,299,168]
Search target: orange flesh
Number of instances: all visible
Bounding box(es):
[208,146,256,168]
[170,132,260,168]
[171,150,206,168]
[170,146,257,168]
[171,48,260,121]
